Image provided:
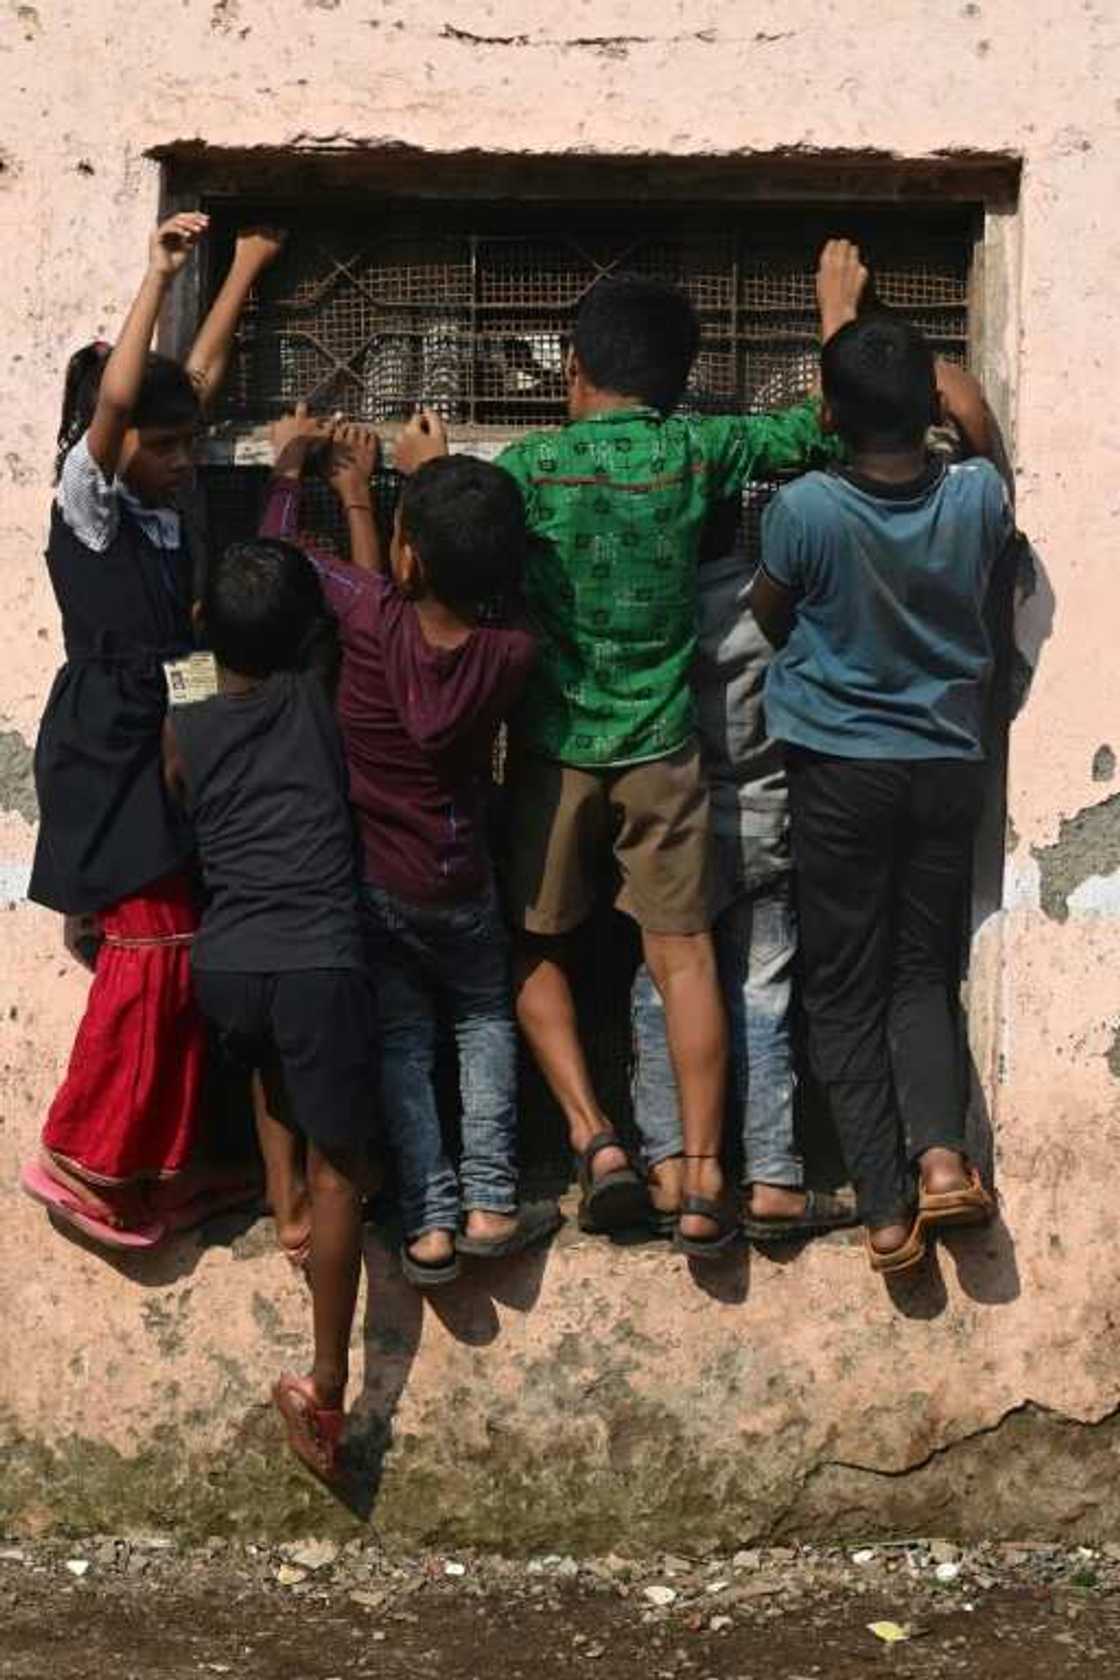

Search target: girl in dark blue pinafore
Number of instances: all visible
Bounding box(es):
[21,213,286,1248]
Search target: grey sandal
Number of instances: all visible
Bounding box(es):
[401,1238,461,1289]
[672,1195,741,1260]
[742,1187,859,1243]
[456,1200,563,1258]
[577,1131,649,1234]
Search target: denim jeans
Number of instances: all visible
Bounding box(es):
[362,881,518,1238]
[632,874,799,1187]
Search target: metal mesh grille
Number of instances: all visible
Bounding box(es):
[216,208,971,431]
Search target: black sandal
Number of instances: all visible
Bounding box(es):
[577,1131,649,1234]
[741,1187,859,1243]
[456,1200,563,1258]
[401,1237,461,1289]
[672,1154,741,1259]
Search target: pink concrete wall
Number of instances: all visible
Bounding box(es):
[2,1,1119,1543]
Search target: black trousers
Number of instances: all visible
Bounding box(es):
[788,751,987,1226]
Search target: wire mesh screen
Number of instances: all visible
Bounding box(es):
[215,210,971,430]
[199,203,974,1194]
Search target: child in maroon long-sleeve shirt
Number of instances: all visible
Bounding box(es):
[262,411,557,1287]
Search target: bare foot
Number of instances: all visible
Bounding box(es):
[648,1156,684,1216]
[463,1209,519,1242]
[745,1183,809,1220]
[408,1228,456,1266]
[679,1156,727,1242]
[918,1147,970,1196]
[868,1219,912,1254]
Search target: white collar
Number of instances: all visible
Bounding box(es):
[118,480,181,549]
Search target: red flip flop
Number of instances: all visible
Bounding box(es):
[272,1373,346,1486]
[20,1159,166,1250]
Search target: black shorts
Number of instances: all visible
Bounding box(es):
[193,968,379,1156]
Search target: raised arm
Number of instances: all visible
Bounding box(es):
[705,239,868,491]
[934,359,998,464]
[260,403,334,542]
[86,212,208,479]
[185,227,286,416]
[326,422,383,572]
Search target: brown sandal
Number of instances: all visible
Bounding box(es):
[865,1217,927,1276]
[919,1165,994,1231]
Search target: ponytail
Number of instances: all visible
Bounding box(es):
[54,341,110,482]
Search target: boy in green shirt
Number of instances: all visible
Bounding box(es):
[397,241,868,1257]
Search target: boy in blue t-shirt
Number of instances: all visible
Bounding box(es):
[751,316,1012,1277]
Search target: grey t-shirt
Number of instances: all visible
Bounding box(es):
[762,458,1012,760]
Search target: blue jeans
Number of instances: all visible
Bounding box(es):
[632,874,799,1187]
[362,881,518,1238]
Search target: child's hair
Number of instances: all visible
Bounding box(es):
[55,342,202,481]
[204,538,338,682]
[399,455,527,610]
[821,316,937,451]
[571,275,701,414]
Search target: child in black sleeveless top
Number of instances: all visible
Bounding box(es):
[21,214,286,1249]
[164,538,379,1486]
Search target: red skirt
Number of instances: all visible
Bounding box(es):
[42,872,206,1188]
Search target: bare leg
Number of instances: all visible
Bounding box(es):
[254,1065,310,1260]
[642,930,728,1242]
[513,933,628,1179]
[306,1142,363,1409]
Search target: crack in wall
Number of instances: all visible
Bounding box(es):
[438,25,723,52]
[816,1396,1120,1482]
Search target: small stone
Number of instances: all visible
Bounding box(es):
[126,1532,175,1552]
[283,1539,339,1572]
[555,1557,580,1578]
[276,1564,308,1587]
[732,1549,760,1571]
[705,1580,730,1594]
[661,1554,692,1576]
[0,1549,26,1564]
[852,1549,877,1566]
[64,1560,90,1579]
[125,1552,149,1578]
[768,1547,796,1564]
[643,1585,678,1608]
[710,1616,733,1632]
[935,1561,961,1584]
[929,1540,960,1565]
[444,1561,467,1577]
[350,1589,387,1610]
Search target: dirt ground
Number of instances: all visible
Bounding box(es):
[3,1537,1120,1679]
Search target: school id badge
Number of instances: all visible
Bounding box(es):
[163,652,219,706]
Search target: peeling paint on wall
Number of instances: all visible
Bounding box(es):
[1092,745,1116,783]
[1032,794,1120,922]
[0,725,37,825]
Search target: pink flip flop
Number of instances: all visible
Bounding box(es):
[272,1373,346,1486]
[20,1159,166,1250]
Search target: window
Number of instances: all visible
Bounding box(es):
[198,201,975,564]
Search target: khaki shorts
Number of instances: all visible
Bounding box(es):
[504,740,712,936]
